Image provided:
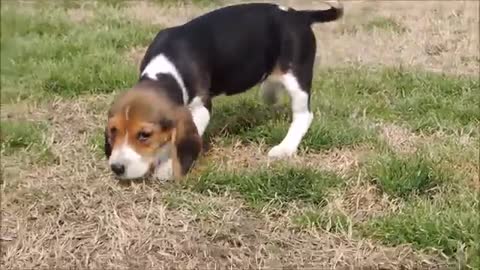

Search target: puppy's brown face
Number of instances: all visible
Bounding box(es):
[105,88,176,180]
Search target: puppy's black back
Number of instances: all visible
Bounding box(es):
[184,4,287,95]
[140,3,337,99]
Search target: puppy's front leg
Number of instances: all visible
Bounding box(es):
[153,159,174,181]
[188,96,211,137]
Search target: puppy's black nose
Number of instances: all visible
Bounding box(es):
[110,163,125,176]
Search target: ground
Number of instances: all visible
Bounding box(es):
[1,0,479,269]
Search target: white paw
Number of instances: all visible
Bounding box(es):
[267,145,297,159]
[153,159,173,181]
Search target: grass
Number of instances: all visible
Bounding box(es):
[191,166,344,207]
[293,210,352,233]
[83,0,218,8]
[1,1,479,269]
[1,120,46,153]
[206,66,479,150]
[207,93,378,150]
[364,17,407,33]
[314,67,480,135]
[0,120,55,165]
[90,128,106,156]
[363,190,480,266]
[1,2,158,101]
[366,152,451,199]
[339,16,408,34]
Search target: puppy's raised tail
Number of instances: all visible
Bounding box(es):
[296,1,344,24]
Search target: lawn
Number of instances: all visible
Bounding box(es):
[1,0,479,269]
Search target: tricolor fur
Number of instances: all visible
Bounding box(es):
[105,2,344,181]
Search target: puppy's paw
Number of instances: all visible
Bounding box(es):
[153,159,174,181]
[267,144,296,159]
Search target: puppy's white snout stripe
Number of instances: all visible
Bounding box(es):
[109,133,150,179]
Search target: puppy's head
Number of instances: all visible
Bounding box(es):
[104,82,200,180]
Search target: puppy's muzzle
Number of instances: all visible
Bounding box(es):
[110,163,125,176]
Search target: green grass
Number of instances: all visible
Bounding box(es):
[238,114,378,151]
[190,166,344,207]
[1,120,46,153]
[89,129,106,157]
[416,135,479,184]
[293,210,352,233]
[207,65,478,151]
[314,67,479,135]
[364,17,407,33]
[207,89,378,150]
[1,2,158,102]
[363,190,480,267]
[337,16,407,35]
[206,96,289,139]
[0,120,55,164]
[366,152,451,199]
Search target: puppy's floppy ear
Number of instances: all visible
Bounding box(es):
[170,107,202,179]
[104,128,112,159]
[159,118,174,131]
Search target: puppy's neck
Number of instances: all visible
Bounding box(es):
[135,75,185,106]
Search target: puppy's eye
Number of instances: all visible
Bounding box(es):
[110,127,117,136]
[137,131,152,142]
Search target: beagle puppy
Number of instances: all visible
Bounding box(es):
[104,2,343,181]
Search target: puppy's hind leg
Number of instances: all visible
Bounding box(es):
[267,24,317,159]
[267,71,313,158]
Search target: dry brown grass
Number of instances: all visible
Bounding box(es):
[1,95,448,269]
[67,7,93,23]
[378,123,421,154]
[120,0,479,75]
[205,140,370,176]
[127,46,147,68]
[316,0,479,75]
[122,1,208,26]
